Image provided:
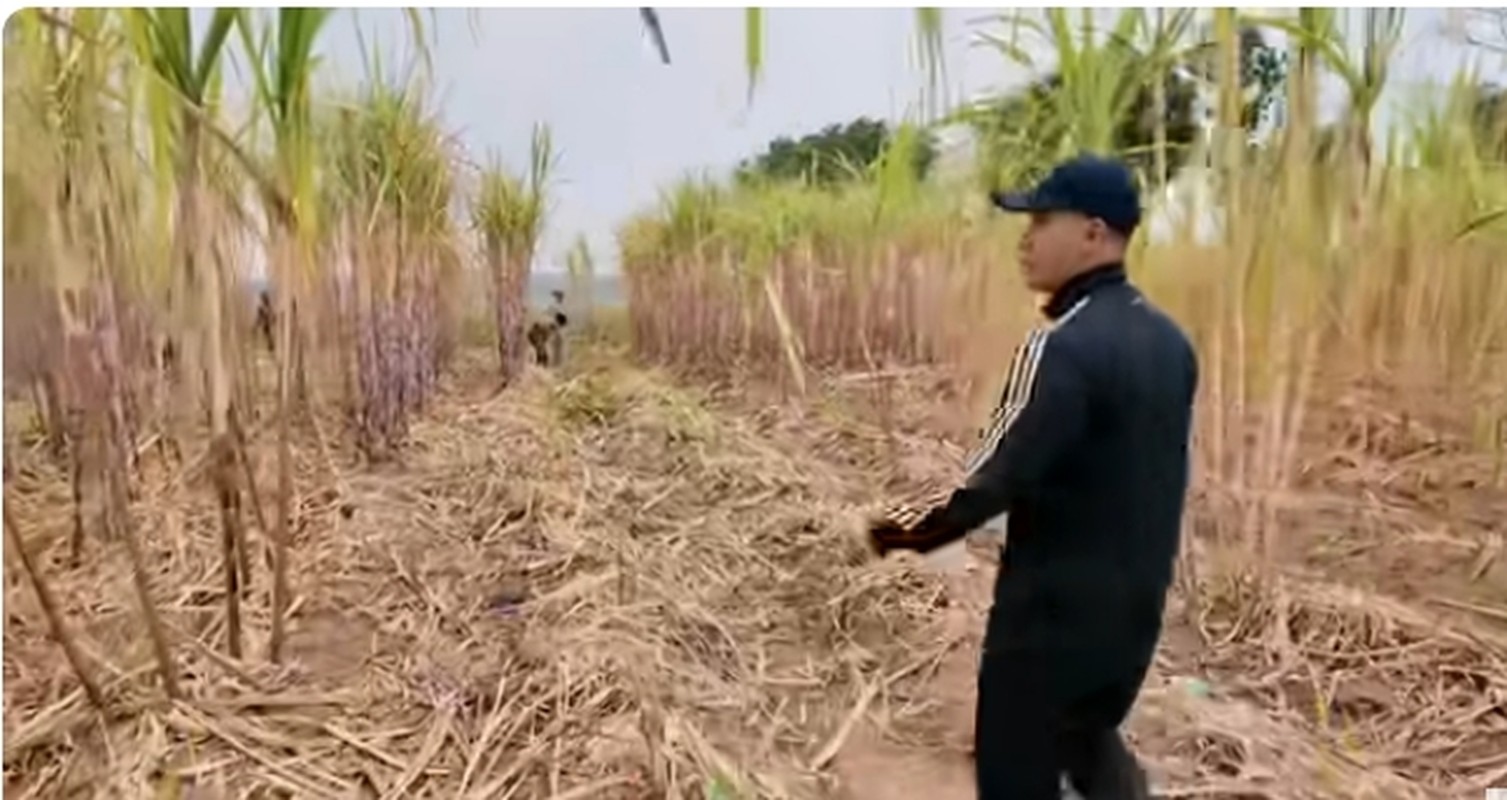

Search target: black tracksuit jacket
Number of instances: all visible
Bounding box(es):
[933,262,1198,708]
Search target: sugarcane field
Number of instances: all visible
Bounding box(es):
[5,7,1507,799]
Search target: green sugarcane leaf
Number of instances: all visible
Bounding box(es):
[745,8,763,104]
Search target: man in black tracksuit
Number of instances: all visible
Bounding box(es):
[871,155,1199,798]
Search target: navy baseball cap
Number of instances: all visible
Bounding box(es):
[990,155,1142,237]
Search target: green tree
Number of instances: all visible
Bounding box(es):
[735,117,937,187]
[964,71,1203,184]
[961,12,1285,187]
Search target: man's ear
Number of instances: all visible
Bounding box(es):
[1086,217,1112,243]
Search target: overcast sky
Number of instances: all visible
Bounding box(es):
[239,8,1506,273]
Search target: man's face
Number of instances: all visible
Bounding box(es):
[1017,210,1104,293]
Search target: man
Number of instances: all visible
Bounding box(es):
[870,155,1199,799]
[255,288,276,353]
[525,290,569,368]
[547,289,568,367]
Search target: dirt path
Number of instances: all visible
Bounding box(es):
[832,560,985,800]
[827,545,1417,800]
[828,545,1507,800]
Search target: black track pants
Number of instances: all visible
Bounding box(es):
[974,616,1153,799]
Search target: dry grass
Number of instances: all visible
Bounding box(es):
[3,351,961,799]
[1191,577,1507,793]
[8,345,1507,799]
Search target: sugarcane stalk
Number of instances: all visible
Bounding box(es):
[3,500,107,711]
[211,433,244,658]
[270,281,294,664]
[104,409,180,699]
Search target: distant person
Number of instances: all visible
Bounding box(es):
[868,155,1199,799]
[526,290,568,368]
[255,289,276,352]
[547,289,567,366]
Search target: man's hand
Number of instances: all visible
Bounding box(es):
[866,516,910,556]
[867,505,958,556]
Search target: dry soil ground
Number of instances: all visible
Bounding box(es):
[5,349,1507,798]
